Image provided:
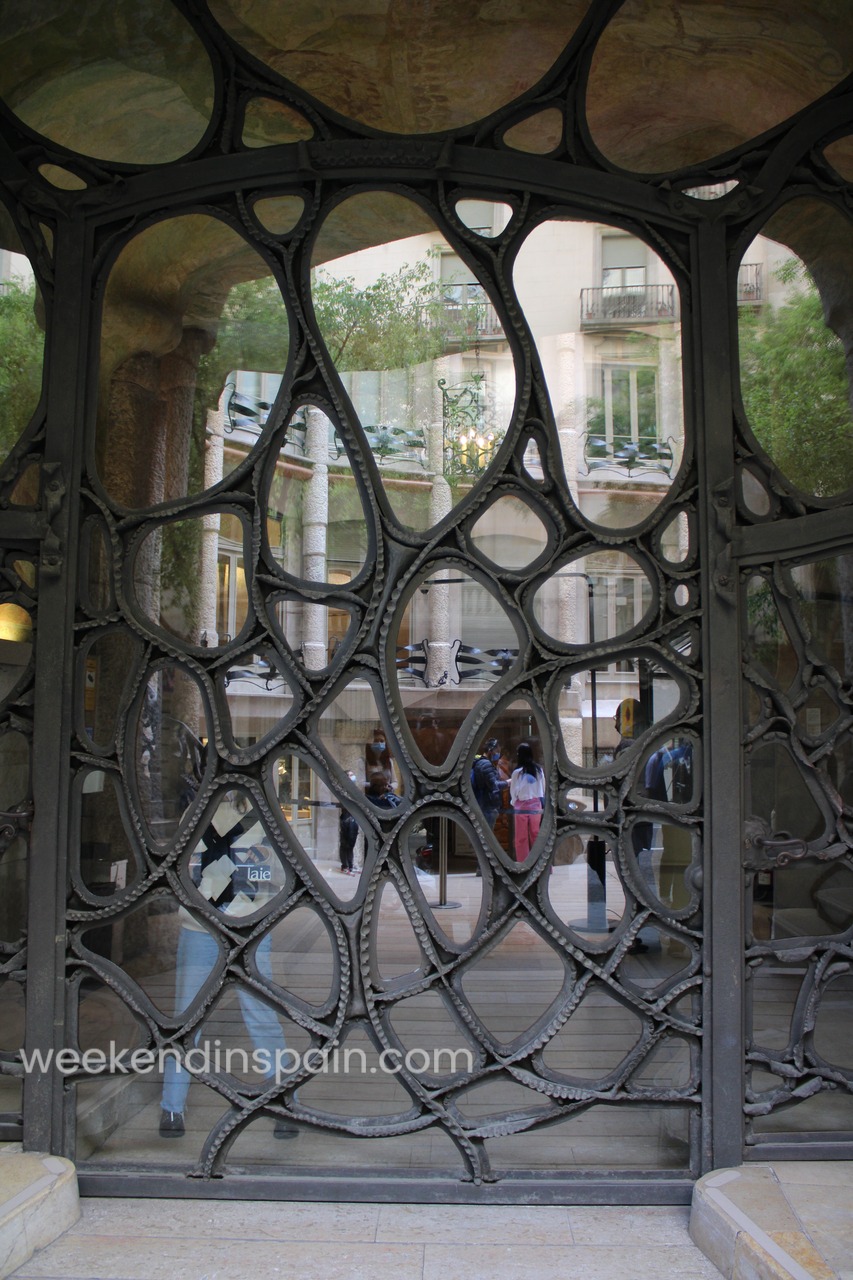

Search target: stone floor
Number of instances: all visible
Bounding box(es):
[7,1197,723,1280]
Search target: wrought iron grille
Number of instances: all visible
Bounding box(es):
[0,0,849,1203]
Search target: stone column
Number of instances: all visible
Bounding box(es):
[425,412,453,686]
[302,406,330,671]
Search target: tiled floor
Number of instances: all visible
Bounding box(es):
[7,1198,724,1280]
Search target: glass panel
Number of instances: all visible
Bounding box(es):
[181,790,290,925]
[387,991,482,1082]
[77,770,142,899]
[532,548,654,645]
[217,649,298,755]
[813,972,853,1070]
[659,510,691,565]
[453,200,512,237]
[393,566,521,715]
[251,196,305,237]
[79,518,115,617]
[486,1103,691,1170]
[547,835,626,940]
[271,751,366,903]
[541,986,643,1081]
[745,572,799,689]
[459,921,567,1047]
[259,907,337,1013]
[311,192,515,531]
[0,268,44,469]
[317,682,404,803]
[738,201,853,498]
[401,814,486,947]
[587,5,848,172]
[0,0,213,163]
[79,629,144,750]
[262,405,369,601]
[80,894,222,1020]
[0,978,25,1052]
[132,663,211,846]
[0,836,27,944]
[746,742,825,845]
[752,858,853,943]
[98,216,289,509]
[502,108,564,154]
[131,510,249,649]
[740,467,773,517]
[468,494,549,569]
[514,219,683,529]
[790,554,853,681]
[372,881,424,982]
[78,981,145,1055]
[296,1025,415,1118]
[208,4,581,134]
[242,98,313,146]
[558,655,688,771]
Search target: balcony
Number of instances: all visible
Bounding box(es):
[580,284,676,328]
[737,262,762,304]
[442,299,504,342]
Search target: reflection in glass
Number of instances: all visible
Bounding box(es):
[271,751,364,902]
[813,973,853,1071]
[752,857,853,943]
[132,511,249,649]
[514,219,683,529]
[78,981,144,1055]
[80,894,221,1020]
[0,836,27,944]
[98,216,288,510]
[182,790,289,924]
[372,881,423,981]
[745,572,798,688]
[80,629,144,750]
[218,649,297,754]
[259,907,336,1012]
[739,205,853,499]
[311,193,515,531]
[533,548,653,646]
[790,553,853,683]
[486,1103,690,1171]
[746,742,824,845]
[388,990,481,1082]
[559,655,686,772]
[262,407,369,604]
[459,921,567,1046]
[134,664,210,845]
[0,0,213,164]
[468,495,549,569]
[542,986,643,1081]
[0,272,44,470]
[547,835,625,939]
[78,771,141,899]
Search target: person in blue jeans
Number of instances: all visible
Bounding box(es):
[159,792,297,1140]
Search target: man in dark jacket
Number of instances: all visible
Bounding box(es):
[471,737,505,830]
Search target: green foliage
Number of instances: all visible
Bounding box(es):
[739,263,853,496]
[312,257,448,372]
[0,280,44,461]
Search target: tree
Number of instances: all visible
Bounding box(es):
[738,261,853,496]
[311,255,449,371]
[0,280,44,461]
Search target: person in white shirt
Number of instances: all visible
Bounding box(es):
[509,742,545,862]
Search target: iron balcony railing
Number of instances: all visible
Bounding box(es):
[737,262,762,303]
[580,284,677,327]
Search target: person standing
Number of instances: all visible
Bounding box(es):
[471,737,506,830]
[510,742,545,862]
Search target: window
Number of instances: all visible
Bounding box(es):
[595,364,659,452]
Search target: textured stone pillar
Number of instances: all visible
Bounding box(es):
[302,406,330,671]
[425,415,452,686]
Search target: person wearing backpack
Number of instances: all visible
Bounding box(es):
[471,737,506,831]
